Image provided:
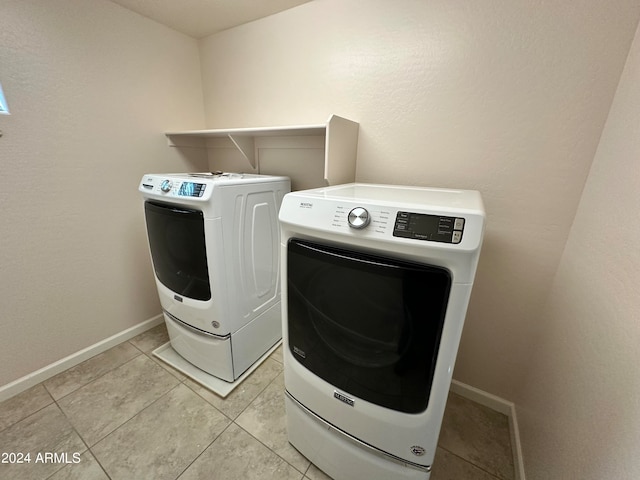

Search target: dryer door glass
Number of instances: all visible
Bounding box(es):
[144,201,211,301]
[287,238,451,414]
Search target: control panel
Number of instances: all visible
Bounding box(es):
[393,212,465,244]
[141,178,207,197]
[285,197,470,245]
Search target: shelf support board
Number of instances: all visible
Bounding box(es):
[227,134,256,169]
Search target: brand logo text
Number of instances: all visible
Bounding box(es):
[333,391,355,407]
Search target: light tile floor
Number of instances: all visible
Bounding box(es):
[0,324,515,480]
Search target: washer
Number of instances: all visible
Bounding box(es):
[279,183,485,480]
[139,172,290,382]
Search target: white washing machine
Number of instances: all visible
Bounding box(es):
[279,183,485,480]
[139,172,290,382]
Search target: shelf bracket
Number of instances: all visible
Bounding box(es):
[227,134,256,169]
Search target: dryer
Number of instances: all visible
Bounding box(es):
[279,183,485,480]
[140,172,290,382]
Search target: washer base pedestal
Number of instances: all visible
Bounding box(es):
[285,395,430,480]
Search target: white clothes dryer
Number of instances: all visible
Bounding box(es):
[140,172,290,382]
[279,183,485,480]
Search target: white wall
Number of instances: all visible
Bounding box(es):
[0,0,206,388]
[516,20,640,479]
[198,0,640,400]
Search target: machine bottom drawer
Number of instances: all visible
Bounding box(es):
[164,313,234,382]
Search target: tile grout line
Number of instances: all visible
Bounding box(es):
[85,448,113,480]
[229,371,314,478]
[0,390,55,436]
[51,351,181,478]
[146,346,311,478]
[437,444,511,480]
[88,343,243,480]
[49,350,144,407]
[45,343,144,403]
[88,380,184,449]
[172,420,236,480]
[231,419,311,479]
[0,340,143,435]
[87,375,215,480]
[45,391,106,480]
[231,360,284,421]
[171,358,287,478]
[0,348,141,479]
[197,362,310,478]
[0,332,171,480]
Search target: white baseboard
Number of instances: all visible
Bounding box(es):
[0,314,164,403]
[450,380,526,480]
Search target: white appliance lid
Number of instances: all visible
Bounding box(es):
[295,183,484,212]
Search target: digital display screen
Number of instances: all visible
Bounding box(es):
[408,214,441,234]
[393,212,464,243]
[178,182,205,197]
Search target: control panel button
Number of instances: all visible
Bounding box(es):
[452,231,462,244]
[454,218,465,230]
[160,179,173,193]
[348,207,371,229]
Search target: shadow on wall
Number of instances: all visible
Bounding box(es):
[455,226,560,398]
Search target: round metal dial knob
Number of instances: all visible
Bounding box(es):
[160,179,173,192]
[348,207,371,229]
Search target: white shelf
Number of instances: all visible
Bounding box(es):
[165,114,359,189]
[166,124,327,138]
